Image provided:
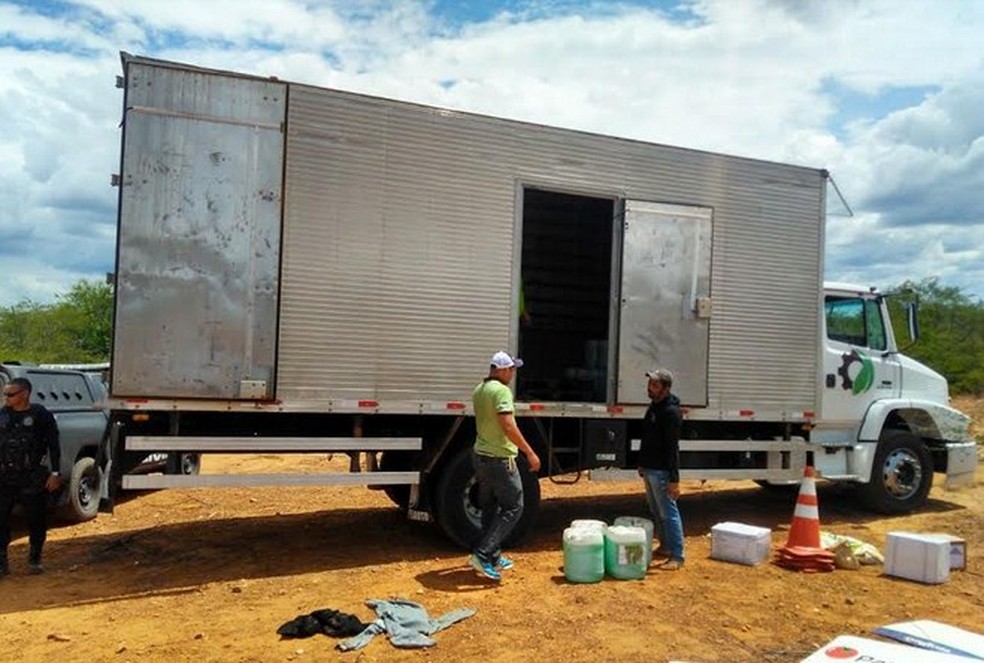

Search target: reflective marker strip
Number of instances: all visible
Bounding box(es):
[793,503,820,520]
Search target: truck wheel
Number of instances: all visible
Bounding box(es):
[61,456,101,523]
[433,447,541,549]
[862,430,933,513]
[167,452,201,475]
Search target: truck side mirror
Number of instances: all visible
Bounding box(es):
[906,301,920,342]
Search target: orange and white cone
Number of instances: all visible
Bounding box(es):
[785,465,821,549]
[775,466,835,572]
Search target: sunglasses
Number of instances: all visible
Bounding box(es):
[3,389,25,398]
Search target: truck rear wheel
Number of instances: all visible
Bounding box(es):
[434,447,540,549]
[61,456,101,523]
[862,430,933,513]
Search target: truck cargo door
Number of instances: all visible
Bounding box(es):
[616,201,712,405]
[112,61,286,399]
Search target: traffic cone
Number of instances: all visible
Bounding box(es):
[785,465,821,549]
[774,466,835,572]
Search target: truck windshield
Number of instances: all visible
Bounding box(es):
[825,296,887,351]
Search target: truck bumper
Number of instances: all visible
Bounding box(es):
[944,441,978,489]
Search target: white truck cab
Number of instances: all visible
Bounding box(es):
[813,282,977,511]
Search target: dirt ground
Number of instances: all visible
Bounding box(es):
[2,398,982,663]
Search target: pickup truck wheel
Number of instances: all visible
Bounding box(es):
[862,430,933,514]
[61,456,101,523]
[167,452,201,475]
[433,447,540,550]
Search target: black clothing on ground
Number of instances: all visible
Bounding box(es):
[277,608,368,639]
[637,393,682,482]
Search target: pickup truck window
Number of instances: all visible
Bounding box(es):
[825,296,887,351]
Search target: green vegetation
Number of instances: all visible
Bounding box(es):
[0,280,112,364]
[887,278,984,396]
[0,276,981,396]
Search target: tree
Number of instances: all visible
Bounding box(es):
[0,279,113,364]
[887,278,984,395]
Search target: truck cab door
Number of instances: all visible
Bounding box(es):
[615,201,712,405]
[821,294,902,428]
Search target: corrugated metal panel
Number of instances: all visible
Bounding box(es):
[278,84,823,411]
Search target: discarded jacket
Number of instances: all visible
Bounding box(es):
[337,598,476,651]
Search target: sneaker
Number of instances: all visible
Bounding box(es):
[28,561,44,575]
[659,559,684,571]
[496,554,514,571]
[469,554,501,581]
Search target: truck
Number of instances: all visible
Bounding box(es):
[1,363,108,523]
[100,53,978,548]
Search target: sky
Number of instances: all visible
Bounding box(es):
[1,0,982,307]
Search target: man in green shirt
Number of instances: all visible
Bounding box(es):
[469,351,541,581]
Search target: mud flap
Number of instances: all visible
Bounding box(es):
[944,441,978,490]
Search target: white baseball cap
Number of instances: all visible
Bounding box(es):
[490,351,524,369]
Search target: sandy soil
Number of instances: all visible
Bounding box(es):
[1,399,981,662]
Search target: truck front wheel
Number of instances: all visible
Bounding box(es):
[434,447,540,549]
[862,430,933,513]
[60,456,101,523]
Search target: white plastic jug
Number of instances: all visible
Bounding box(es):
[614,516,654,566]
[604,525,648,580]
[563,527,605,583]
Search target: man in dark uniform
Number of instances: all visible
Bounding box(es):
[1,378,61,576]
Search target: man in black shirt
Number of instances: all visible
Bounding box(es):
[1,378,62,576]
[637,368,684,570]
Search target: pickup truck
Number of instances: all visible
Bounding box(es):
[1,363,109,522]
[2,363,203,523]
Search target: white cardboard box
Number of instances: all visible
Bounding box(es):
[800,635,971,663]
[921,533,967,571]
[710,521,772,566]
[884,531,950,584]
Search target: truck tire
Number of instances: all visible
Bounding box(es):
[433,447,540,550]
[61,456,101,523]
[861,430,933,514]
[167,452,201,475]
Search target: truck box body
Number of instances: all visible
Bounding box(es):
[104,54,975,546]
[112,55,824,418]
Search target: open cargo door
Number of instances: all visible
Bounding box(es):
[112,58,285,399]
[616,201,712,405]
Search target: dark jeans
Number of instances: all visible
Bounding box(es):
[0,479,48,563]
[472,451,524,562]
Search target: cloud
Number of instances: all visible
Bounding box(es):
[1,0,983,307]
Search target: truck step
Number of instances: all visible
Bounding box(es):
[124,436,422,452]
[122,471,420,489]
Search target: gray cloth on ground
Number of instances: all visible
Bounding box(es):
[336,598,476,651]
